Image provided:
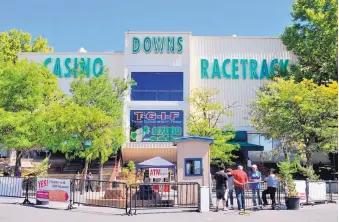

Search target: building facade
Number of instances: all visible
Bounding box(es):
[18,32,328,165]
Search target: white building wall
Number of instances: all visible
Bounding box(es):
[124,32,191,139]
[190,36,297,129]
[19,52,125,96]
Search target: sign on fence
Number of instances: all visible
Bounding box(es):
[36,178,71,202]
[149,168,169,179]
[0,177,22,197]
[294,180,307,203]
[308,181,327,202]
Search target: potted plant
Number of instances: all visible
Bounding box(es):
[277,157,300,210]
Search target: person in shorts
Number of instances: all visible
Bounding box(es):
[214,165,228,211]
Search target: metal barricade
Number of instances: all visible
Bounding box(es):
[242,181,284,211]
[0,176,36,205]
[71,179,129,214]
[128,182,200,215]
[325,180,338,203]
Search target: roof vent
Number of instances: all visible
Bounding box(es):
[78,47,87,53]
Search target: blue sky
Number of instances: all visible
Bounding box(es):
[0,0,294,52]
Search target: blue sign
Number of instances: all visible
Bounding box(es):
[130,110,184,142]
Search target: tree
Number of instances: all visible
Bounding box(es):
[250,78,338,171]
[0,60,60,174]
[39,101,124,182]
[280,0,338,84]
[0,29,53,63]
[186,88,238,165]
[69,72,132,181]
[40,72,132,181]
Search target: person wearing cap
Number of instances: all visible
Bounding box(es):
[249,164,262,208]
[213,165,228,211]
[262,168,279,209]
[226,168,234,210]
[233,165,248,211]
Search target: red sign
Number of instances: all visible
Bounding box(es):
[38,179,48,189]
[36,191,49,200]
[149,168,168,179]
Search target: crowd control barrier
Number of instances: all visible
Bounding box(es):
[1,176,336,214]
[304,180,338,205]
[0,176,201,215]
[128,182,200,215]
[71,179,129,214]
[0,176,36,205]
[241,181,284,211]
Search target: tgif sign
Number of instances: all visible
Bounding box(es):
[133,111,180,121]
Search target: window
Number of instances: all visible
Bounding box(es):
[131,72,183,101]
[184,158,203,177]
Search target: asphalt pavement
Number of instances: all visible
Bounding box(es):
[0,197,337,222]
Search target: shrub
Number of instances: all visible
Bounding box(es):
[122,168,129,178]
[127,161,136,172]
[22,158,50,177]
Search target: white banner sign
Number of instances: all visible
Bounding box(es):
[149,168,169,179]
[308,181,327,202]
[0,177,22,197]
[294,180,307,203]
[36,178,71,202]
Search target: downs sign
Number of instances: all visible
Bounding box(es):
[149,168,169,179]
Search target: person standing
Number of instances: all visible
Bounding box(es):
[226,168,234,210]
[262,168,279,209]
[249,164,262,208]
[233,165,248,211]
[86,171,94,192]
[213,165,228,211]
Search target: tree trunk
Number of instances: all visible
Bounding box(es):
[81,159,89,194]
[305,147,312,168]
[14,150,23,176]
[98,162,103,192]
[83,159,89,178]
[98,163,103,182]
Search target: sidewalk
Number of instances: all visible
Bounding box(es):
[0,197,337,222]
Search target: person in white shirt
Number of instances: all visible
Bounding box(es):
[262,168,279,209]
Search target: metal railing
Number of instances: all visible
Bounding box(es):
[71,179,128,214]
[0,176,36,204]
[0,177,201,215]
[241,181,284,210]
[128,182,200,215]
[326,180,338,203]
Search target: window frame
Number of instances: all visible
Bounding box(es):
[184,158,203,177]
[130,72,184,101]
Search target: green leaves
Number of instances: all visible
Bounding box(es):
[250,78,338,166]
[0,60,60,151]
[280,0,338,83]
[0,29,53,63]
[40,70,131,165]
[187,88,238,165]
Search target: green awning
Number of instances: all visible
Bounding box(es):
[227,141,264,152]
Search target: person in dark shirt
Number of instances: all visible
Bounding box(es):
[213,165,228,211]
